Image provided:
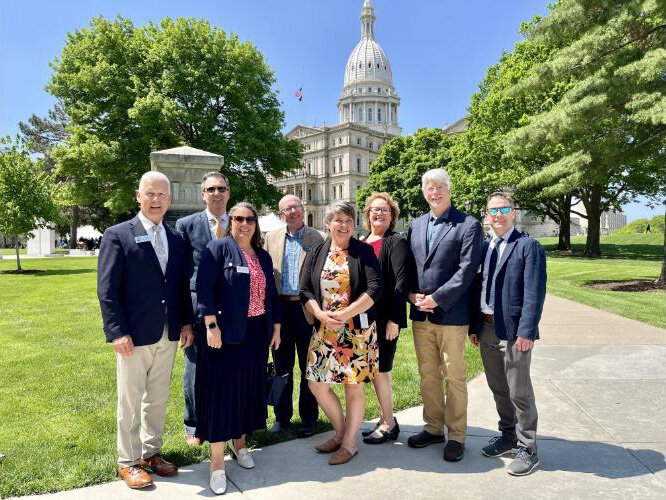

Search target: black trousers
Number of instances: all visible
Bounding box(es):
[273,300,318,426]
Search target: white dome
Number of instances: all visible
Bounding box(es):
[344,38,393,87]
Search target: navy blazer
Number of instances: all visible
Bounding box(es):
[175,210,213,292]
[408,206,483,326]
[97,216,194,346]
[469,230,547,341]
[196,237,282,344]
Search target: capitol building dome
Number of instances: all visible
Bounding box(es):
[338,0,401,136]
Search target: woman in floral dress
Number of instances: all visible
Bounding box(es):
[299,201,382,465]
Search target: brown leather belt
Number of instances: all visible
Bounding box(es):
[482,313,494,323]
[279,295,301,302]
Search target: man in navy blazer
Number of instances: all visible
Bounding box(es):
[97,171,194,489]
[175,171,230,446]
[469,191,546,476]
[407,168,483,462]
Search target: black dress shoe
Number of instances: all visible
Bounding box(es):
[407,430,445,448]
[361,422,380,438]
[443,440,465,462]
[296,422,316,438]
[363,419,400,444]
[269,421,289,433]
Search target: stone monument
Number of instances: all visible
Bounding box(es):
[27,226,57,257]
[149,146,224,225]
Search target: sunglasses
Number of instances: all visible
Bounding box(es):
[487,207,513,215]
[231,215,257,224]
[205,186,228,194]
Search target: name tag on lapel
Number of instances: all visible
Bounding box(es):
[135,235,151,244]
[236,266,249,274]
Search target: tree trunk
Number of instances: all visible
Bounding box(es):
[582,187,602,256]
[69,206,80,249]
[556,194,572,250]
[14,236,22,272]
[659,209,665,283]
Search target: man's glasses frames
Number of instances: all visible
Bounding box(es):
[487,207,513,215]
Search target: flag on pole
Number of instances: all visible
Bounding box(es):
[294,87,303,101]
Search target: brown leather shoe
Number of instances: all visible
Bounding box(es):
[186,433,201,446]
[140,454,178,477]
[118,465,153,489]
[314,438,342,454]
[329,446,358,465]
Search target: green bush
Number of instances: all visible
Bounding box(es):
[614,215,664,235]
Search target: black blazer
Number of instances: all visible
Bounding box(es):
[196,237,282,344]
[97,216,194,346]
[300,237,382,331]
[360,231,415,329]
[175,210,213,292]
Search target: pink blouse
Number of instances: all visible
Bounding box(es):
[242,249,266,317]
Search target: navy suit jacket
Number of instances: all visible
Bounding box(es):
[408,206,483,326]
[175,210,213,293]
[97,216,194,346]
[196,237,282,344]
[469,230,547,341]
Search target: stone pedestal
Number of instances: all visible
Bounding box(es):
[150,146,224,226]
[27,226,56,256]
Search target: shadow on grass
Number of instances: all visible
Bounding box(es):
[31,269,96,277]
[543,244,662,261]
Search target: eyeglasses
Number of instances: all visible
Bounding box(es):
[139,192,169,200]
[231,215,257,224]
[205,186,228,194]
[281,205,302,213]
[487,207,513,216]
[369,207,391,214]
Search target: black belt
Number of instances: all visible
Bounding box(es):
[482,313,494,323]
[279,295,301,302]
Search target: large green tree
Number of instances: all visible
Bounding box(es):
[47,16,301,217]
[504,0,666,256]
[0,138,60,271]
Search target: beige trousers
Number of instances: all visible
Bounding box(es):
[412,319,468,442]
[116,327,178,466]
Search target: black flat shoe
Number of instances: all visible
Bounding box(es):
[363,419,400,444]
[361,422,380,438]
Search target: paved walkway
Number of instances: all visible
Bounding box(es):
[21,295,666,499]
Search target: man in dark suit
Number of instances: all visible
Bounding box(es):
[407,168,483,462]
[97,171,194,489]
[175,171,230,446]
[264,194,324,437]
[469,191,546,476]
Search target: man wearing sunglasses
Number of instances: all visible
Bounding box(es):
[469,192,547,476]
[175,171,231,446]
[264,194,324,437]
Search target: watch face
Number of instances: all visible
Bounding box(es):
[207,322,217,329]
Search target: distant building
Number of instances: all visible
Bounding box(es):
[273,0,401,230]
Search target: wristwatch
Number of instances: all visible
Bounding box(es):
[206,322,218,330]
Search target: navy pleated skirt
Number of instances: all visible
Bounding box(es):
[195,315,269,443]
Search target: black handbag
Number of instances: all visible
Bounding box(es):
[266,349,288,406]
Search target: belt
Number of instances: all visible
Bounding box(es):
[482,313,494,323]
[279,295,301,302]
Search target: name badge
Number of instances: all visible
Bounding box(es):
[359,313,369,329]
[135,235,151,244]
[236,266,249,274]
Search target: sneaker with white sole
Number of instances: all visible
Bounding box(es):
[508,448,539,476]
[228,440,255,469]
[209,469,227,495]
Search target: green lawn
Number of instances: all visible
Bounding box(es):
[0,256,481,497]
[538,234,664,328]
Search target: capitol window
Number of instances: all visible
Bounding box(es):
[357,137,361,145]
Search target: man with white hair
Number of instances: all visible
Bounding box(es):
[407,168,482,462]
[97,171,194,489]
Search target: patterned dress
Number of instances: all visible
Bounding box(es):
[306,250,378,384]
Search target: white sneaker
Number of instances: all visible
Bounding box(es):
[209,469,227,495]
[228,440,255,469]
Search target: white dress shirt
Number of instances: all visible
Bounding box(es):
[137,211,169,261]
[480,226,514,314]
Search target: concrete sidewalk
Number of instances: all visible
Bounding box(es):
[22,295,666,499]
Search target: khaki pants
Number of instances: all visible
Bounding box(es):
[116,328,178,466]
[412,319,468,442]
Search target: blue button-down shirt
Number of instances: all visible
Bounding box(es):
[426,207,450,253]
[281,226,305,295]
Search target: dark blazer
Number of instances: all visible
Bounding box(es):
[196,237,282,344]
[408,205,483,326]
[175,210,213,292]
[299,237,382,331]
[469,230,547,341]
[97,216,194,347]
[361,231,415,329]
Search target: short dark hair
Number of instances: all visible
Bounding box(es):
[201,171,229,191]
[486,191,514,208]
[225,202,264,248]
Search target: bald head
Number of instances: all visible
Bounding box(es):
[278,194,305,232]
[138,171,171,194]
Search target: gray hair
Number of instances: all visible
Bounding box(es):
[421,168,451,191]
[200,171,229,191]
[324,201,356,224]
[138,171,171,194]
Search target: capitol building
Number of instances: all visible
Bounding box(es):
[273,0,400,230]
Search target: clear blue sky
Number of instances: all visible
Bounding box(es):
[0,0,660,221]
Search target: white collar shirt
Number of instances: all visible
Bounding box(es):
[137,211,169,261]
[205,209,228,239]
[480,226,514,314]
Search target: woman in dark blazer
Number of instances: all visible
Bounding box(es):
[300,201,382,466]
[359,192,415,445]
[196,202,281,495]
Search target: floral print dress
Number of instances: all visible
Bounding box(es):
[306,250,378,384]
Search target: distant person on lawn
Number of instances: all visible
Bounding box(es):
[97,171,194,489]
[645,223,651,233]
[469,191,547,476]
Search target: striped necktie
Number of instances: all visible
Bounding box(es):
[214,216,224,239]
[153,225,167,274]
